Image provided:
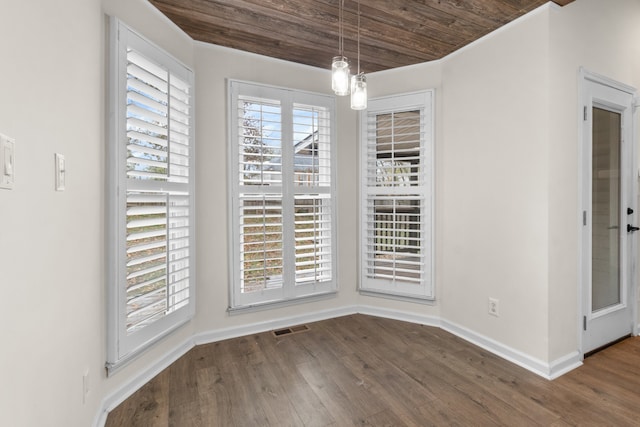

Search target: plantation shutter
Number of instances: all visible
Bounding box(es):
[360,91,434,300]
[292,104,333,285]
[108,19,195,371]
[229,81,337,309]
[236,95,284,298]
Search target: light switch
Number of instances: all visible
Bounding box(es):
[55,153,65,191]
[0,133,15,190]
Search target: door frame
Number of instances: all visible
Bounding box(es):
[578,67,638,358]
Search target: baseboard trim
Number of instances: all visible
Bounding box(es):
[548,351,582,379]
[357,305,440,327]
[194,305,358,345]
[441,319,580,380]
[95,305,582,426]
[357,307,582,379]
[441,319,548,377]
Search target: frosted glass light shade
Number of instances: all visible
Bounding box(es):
[350,73,367,110]
[332,56,350,96]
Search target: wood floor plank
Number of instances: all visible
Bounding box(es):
[395,353,516,426]
[220,359,273,426]
[106,315,640,427]
[168,353,202,427]
[197,338,275,426]
[339,350,438,409]
[195,365,233,426]
[299,352,393,425]
[258,332,336,426]
[296,357,370,426]
[296,319,357,360]
[557,368,640,424]
[240,359,306,427]
[588,343,640,382]
[340,315,428,364]
[360,408,408,427]
[582,356,640,395]
[105,368,170,427]
[549,379,637,426]
[413,397,485,427]
[439,347,561,425]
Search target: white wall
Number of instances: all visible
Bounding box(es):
[547,0,640,361]
[0,1,103,426]
[440,8,552,361]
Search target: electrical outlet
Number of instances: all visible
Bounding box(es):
[488,298,499,317]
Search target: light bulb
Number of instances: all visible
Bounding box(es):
[332,56,350,96]
[350,73,367,110]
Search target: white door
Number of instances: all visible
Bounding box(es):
[581,72,637,355]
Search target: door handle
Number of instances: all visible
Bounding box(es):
[627,224,640,233]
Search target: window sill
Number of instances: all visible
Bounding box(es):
[106,316,192,377]
[359,289,436,305]
[228,291,338,316]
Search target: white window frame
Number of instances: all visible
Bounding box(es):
[106,18,195,373]
[359,90,434,300]
[228,80,338,310]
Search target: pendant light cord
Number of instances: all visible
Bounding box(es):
[339,0,344,56]
[357,0,360,74]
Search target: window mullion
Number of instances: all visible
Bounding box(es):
[281,95,296,298]
[164,193,171,313]
[167,73,172,180]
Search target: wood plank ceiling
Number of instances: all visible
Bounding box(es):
[148,0,575,73]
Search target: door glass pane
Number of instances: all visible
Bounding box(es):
[592,107,621,311]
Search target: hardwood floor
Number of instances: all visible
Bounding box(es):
[106,315,640,426]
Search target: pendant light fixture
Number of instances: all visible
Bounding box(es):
[350,0,367,110]
[331,0,350,96]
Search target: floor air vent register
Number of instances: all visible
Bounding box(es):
[272,324,310,337]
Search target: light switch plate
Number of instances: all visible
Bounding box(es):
[55,153,65,191]
[0,133,15,190]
